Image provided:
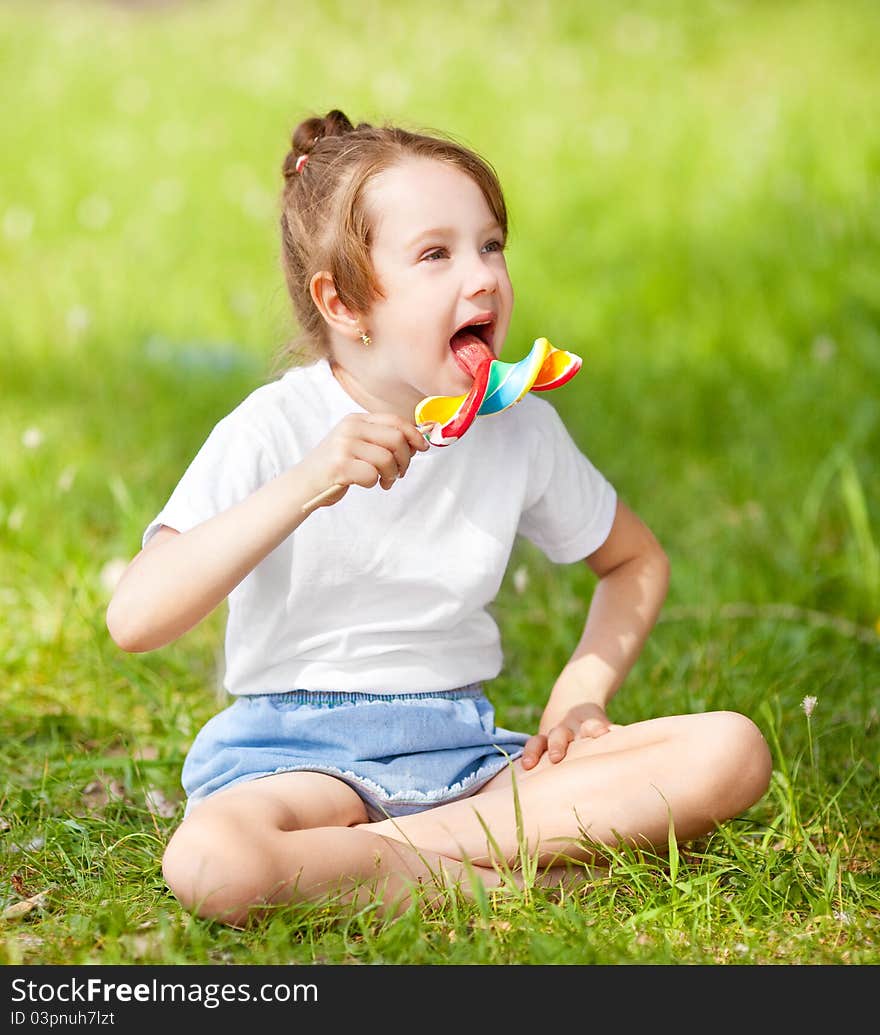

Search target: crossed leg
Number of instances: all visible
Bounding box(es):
[372,710,772,865]
[161,710,772,926]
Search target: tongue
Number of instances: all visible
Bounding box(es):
[450,330,494,378]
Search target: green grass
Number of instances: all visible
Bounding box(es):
[1,0,878,964]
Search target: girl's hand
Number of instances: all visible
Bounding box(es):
[521,702,617,770]
[300,413,429,509]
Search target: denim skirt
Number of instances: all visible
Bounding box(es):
[181,684,530,821]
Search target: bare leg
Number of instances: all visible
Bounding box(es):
[362,710,772,868]
[162,710,771,926]
[161,771,518,927]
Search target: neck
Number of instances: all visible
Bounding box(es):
[329,359,421,422]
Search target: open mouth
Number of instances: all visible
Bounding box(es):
[449,319,496,378]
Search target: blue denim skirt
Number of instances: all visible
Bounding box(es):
[182,684,530,821]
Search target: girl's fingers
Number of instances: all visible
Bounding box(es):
[521,734,547,770]
[361,414,430,457]
[347,419,424,477]
[315,414,430,501]
[346,443,401,489]
[578,718,611,740]
[547,725,574,763]
[340,457,397,491]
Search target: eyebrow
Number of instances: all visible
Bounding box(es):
[406,222,504,249]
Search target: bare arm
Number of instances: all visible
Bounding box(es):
[106,465,317,653]
[522,499,671,767]
[106,413,428,654]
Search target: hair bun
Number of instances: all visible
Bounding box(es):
[286,109,365,178]
[317,109,357,140]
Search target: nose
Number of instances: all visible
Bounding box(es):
[463,250,498,298]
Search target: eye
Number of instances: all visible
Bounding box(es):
[483,239,505,254]
[421,247,448,262]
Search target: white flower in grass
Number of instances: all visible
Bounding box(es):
[22,427,44,449]
[801,695,818,718]
[512,565,529,595]
[57,466,76,492]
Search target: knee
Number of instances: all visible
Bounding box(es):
[162,815,278,927]
[702,710,773,812]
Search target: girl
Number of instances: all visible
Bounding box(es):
[107,109,772,927]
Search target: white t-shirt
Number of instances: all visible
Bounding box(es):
[142,358,617,695]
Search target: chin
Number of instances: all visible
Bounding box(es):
[447,363,477,394]
[413,354,482,401]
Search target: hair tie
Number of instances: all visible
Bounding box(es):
[295,154,309,174]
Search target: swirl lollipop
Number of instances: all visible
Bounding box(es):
[301,336,581,512]
[415,337,582,446]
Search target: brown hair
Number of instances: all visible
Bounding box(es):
[272,109,508,374]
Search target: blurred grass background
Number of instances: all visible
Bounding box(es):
[1,0,878,964]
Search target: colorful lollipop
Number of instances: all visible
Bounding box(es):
[301,337,581,512]
[415,337,582,446]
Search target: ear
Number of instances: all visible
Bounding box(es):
[309,271,363,343]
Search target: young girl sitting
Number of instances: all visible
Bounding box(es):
[106,109,772,928]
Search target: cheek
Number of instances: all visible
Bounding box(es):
[395,300,450,346]
[377,283,441,331]
[500,267,514,305]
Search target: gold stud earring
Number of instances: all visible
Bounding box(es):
[359,329,372,347]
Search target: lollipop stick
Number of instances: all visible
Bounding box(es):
[302,484,343,513]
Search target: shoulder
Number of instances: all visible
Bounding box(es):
[220,361,328,439]
[180,362,329,479]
